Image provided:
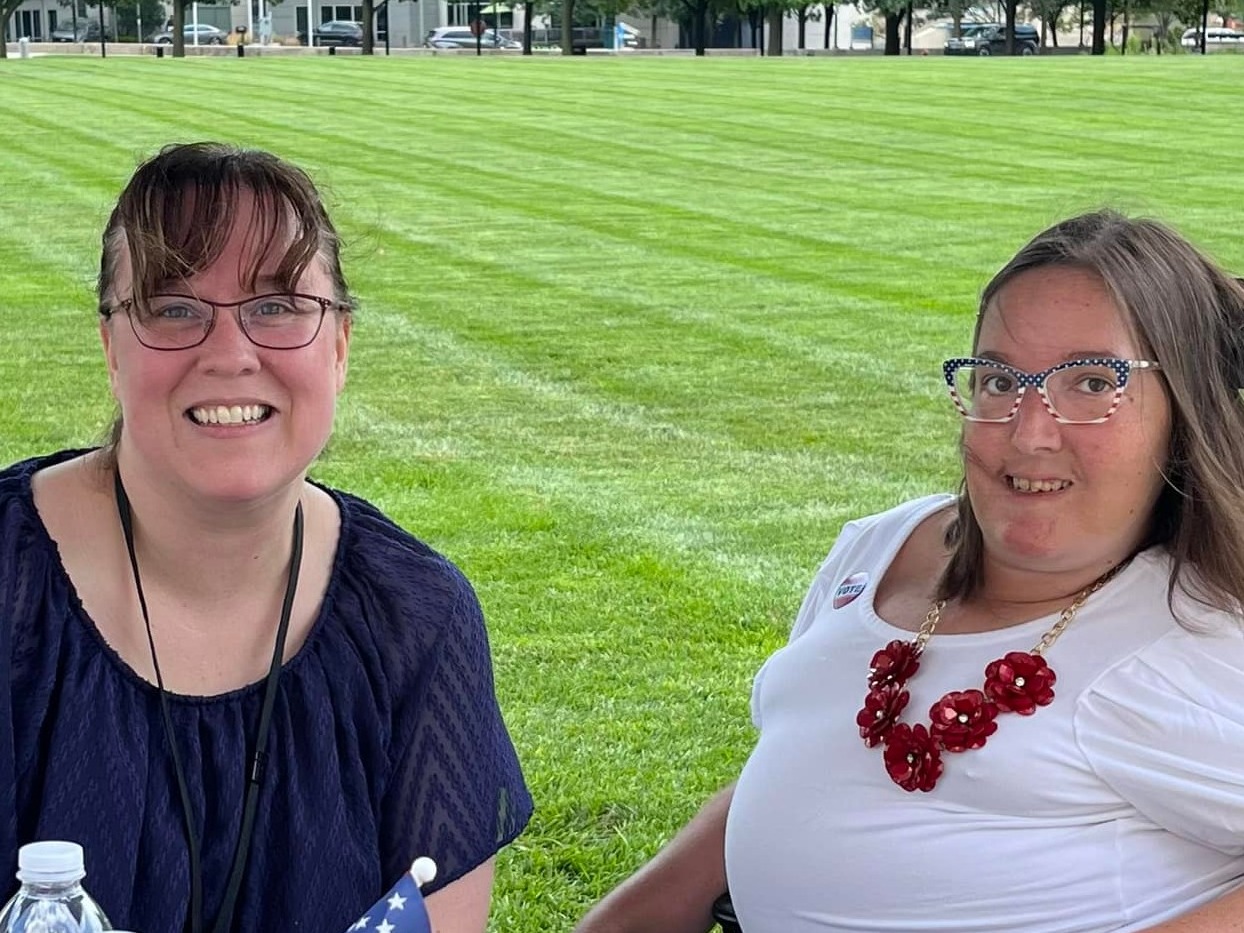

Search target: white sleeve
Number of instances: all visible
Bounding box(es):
[749,518,867,729]
[1074,625,1244,855]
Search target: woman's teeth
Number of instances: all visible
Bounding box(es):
[1009,476,1071,493]
[190,405,271,426]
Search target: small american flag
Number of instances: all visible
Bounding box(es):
[346,861,434,933]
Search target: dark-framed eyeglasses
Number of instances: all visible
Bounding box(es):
[99,293,349,351]
[942,357,1162,425]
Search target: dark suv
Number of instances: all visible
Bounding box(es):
[944,22,1040,55]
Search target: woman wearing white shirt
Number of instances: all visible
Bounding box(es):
[576,210,1244,933]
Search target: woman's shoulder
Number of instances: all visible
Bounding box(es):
[0,450,57,503]
[812,493,955,579]
[1076,551,1244,735]
[784,494,954,641]
[333,490,469,579]
[0,451,99,653]
[0,449,90,550]
[840,492,954,538]
[322,488,481,641]
[1073,566,1244,851]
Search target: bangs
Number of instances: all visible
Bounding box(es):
[101,143,333,303]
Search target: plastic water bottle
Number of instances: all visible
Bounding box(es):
[0,842,112,932]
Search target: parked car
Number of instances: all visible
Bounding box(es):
[944,22,1040,55]
[152,23,228,44]
[423,26,521,49]
[1180,26,1244,47]
[300,20,364,46]
[50,20,115,41]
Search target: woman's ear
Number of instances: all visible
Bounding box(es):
[335,315,351,393]
[100,314,121,397]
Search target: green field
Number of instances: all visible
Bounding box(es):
[0,53,1241,929]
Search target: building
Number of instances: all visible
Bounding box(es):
[6,0,864,50]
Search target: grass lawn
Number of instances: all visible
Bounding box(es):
[0,52,1241,929]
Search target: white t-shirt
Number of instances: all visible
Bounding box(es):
[725,495,1244,933]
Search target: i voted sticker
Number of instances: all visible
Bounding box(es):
[832,572,869,609]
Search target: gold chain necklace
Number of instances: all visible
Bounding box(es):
[856,562,1126,792]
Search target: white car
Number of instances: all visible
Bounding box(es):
[424,26,521,49]
[1181,26,1244,47]
[152,23,228,44]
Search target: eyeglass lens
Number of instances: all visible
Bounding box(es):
[133,295,326,349]
[952,361,1124,423]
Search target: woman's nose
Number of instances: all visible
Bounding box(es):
[196,307,261,374]
[1008,389,1063,452]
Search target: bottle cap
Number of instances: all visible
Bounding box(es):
[16,841,86,884]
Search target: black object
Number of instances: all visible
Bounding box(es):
[116,472,304,933]
[712,892,742,933]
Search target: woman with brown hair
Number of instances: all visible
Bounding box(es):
[577,210,1244,933]
[0,142,532,933]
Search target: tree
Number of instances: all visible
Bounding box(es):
[795,1,810,46]
[857,0,908,53]
[361,0,375,52]
[1141,0,1208,50]
[928,0,969,36]
[628,0,673,45]
[172,0,185,56]
[687,0,710,51]
[1091,0,1105,51]
[822,0,833,46]
[1,0,27,55]
[765,2,782,52]
[664,0,714,54]
[634,0,755,53]
[560,0,573,51]
[110,0,164,38]
[556,0,628,54]
[1030,0,1069,46]
[1147,5,1177,49]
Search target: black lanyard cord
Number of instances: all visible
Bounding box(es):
[114,471,304,933]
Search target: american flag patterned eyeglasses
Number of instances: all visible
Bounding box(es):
[942,357,1162,425]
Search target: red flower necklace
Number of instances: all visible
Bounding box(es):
[857,564,1125,792]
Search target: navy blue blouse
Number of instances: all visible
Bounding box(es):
[0,451,533,932]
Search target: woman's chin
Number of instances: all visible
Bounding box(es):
[182,468,301,507]
[984,521,1067,566]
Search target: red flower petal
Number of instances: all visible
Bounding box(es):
[928,689,998,752]
[857,684,910,747]
[883,723,944,792]
[984,652,1057,715]
[868,639,921,689]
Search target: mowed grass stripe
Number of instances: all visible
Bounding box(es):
[347,298,956,494]
[347,203,966,412]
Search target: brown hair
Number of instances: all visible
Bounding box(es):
[938,210,1244,616]
[99,141,351,307]
[97,141,352,454]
